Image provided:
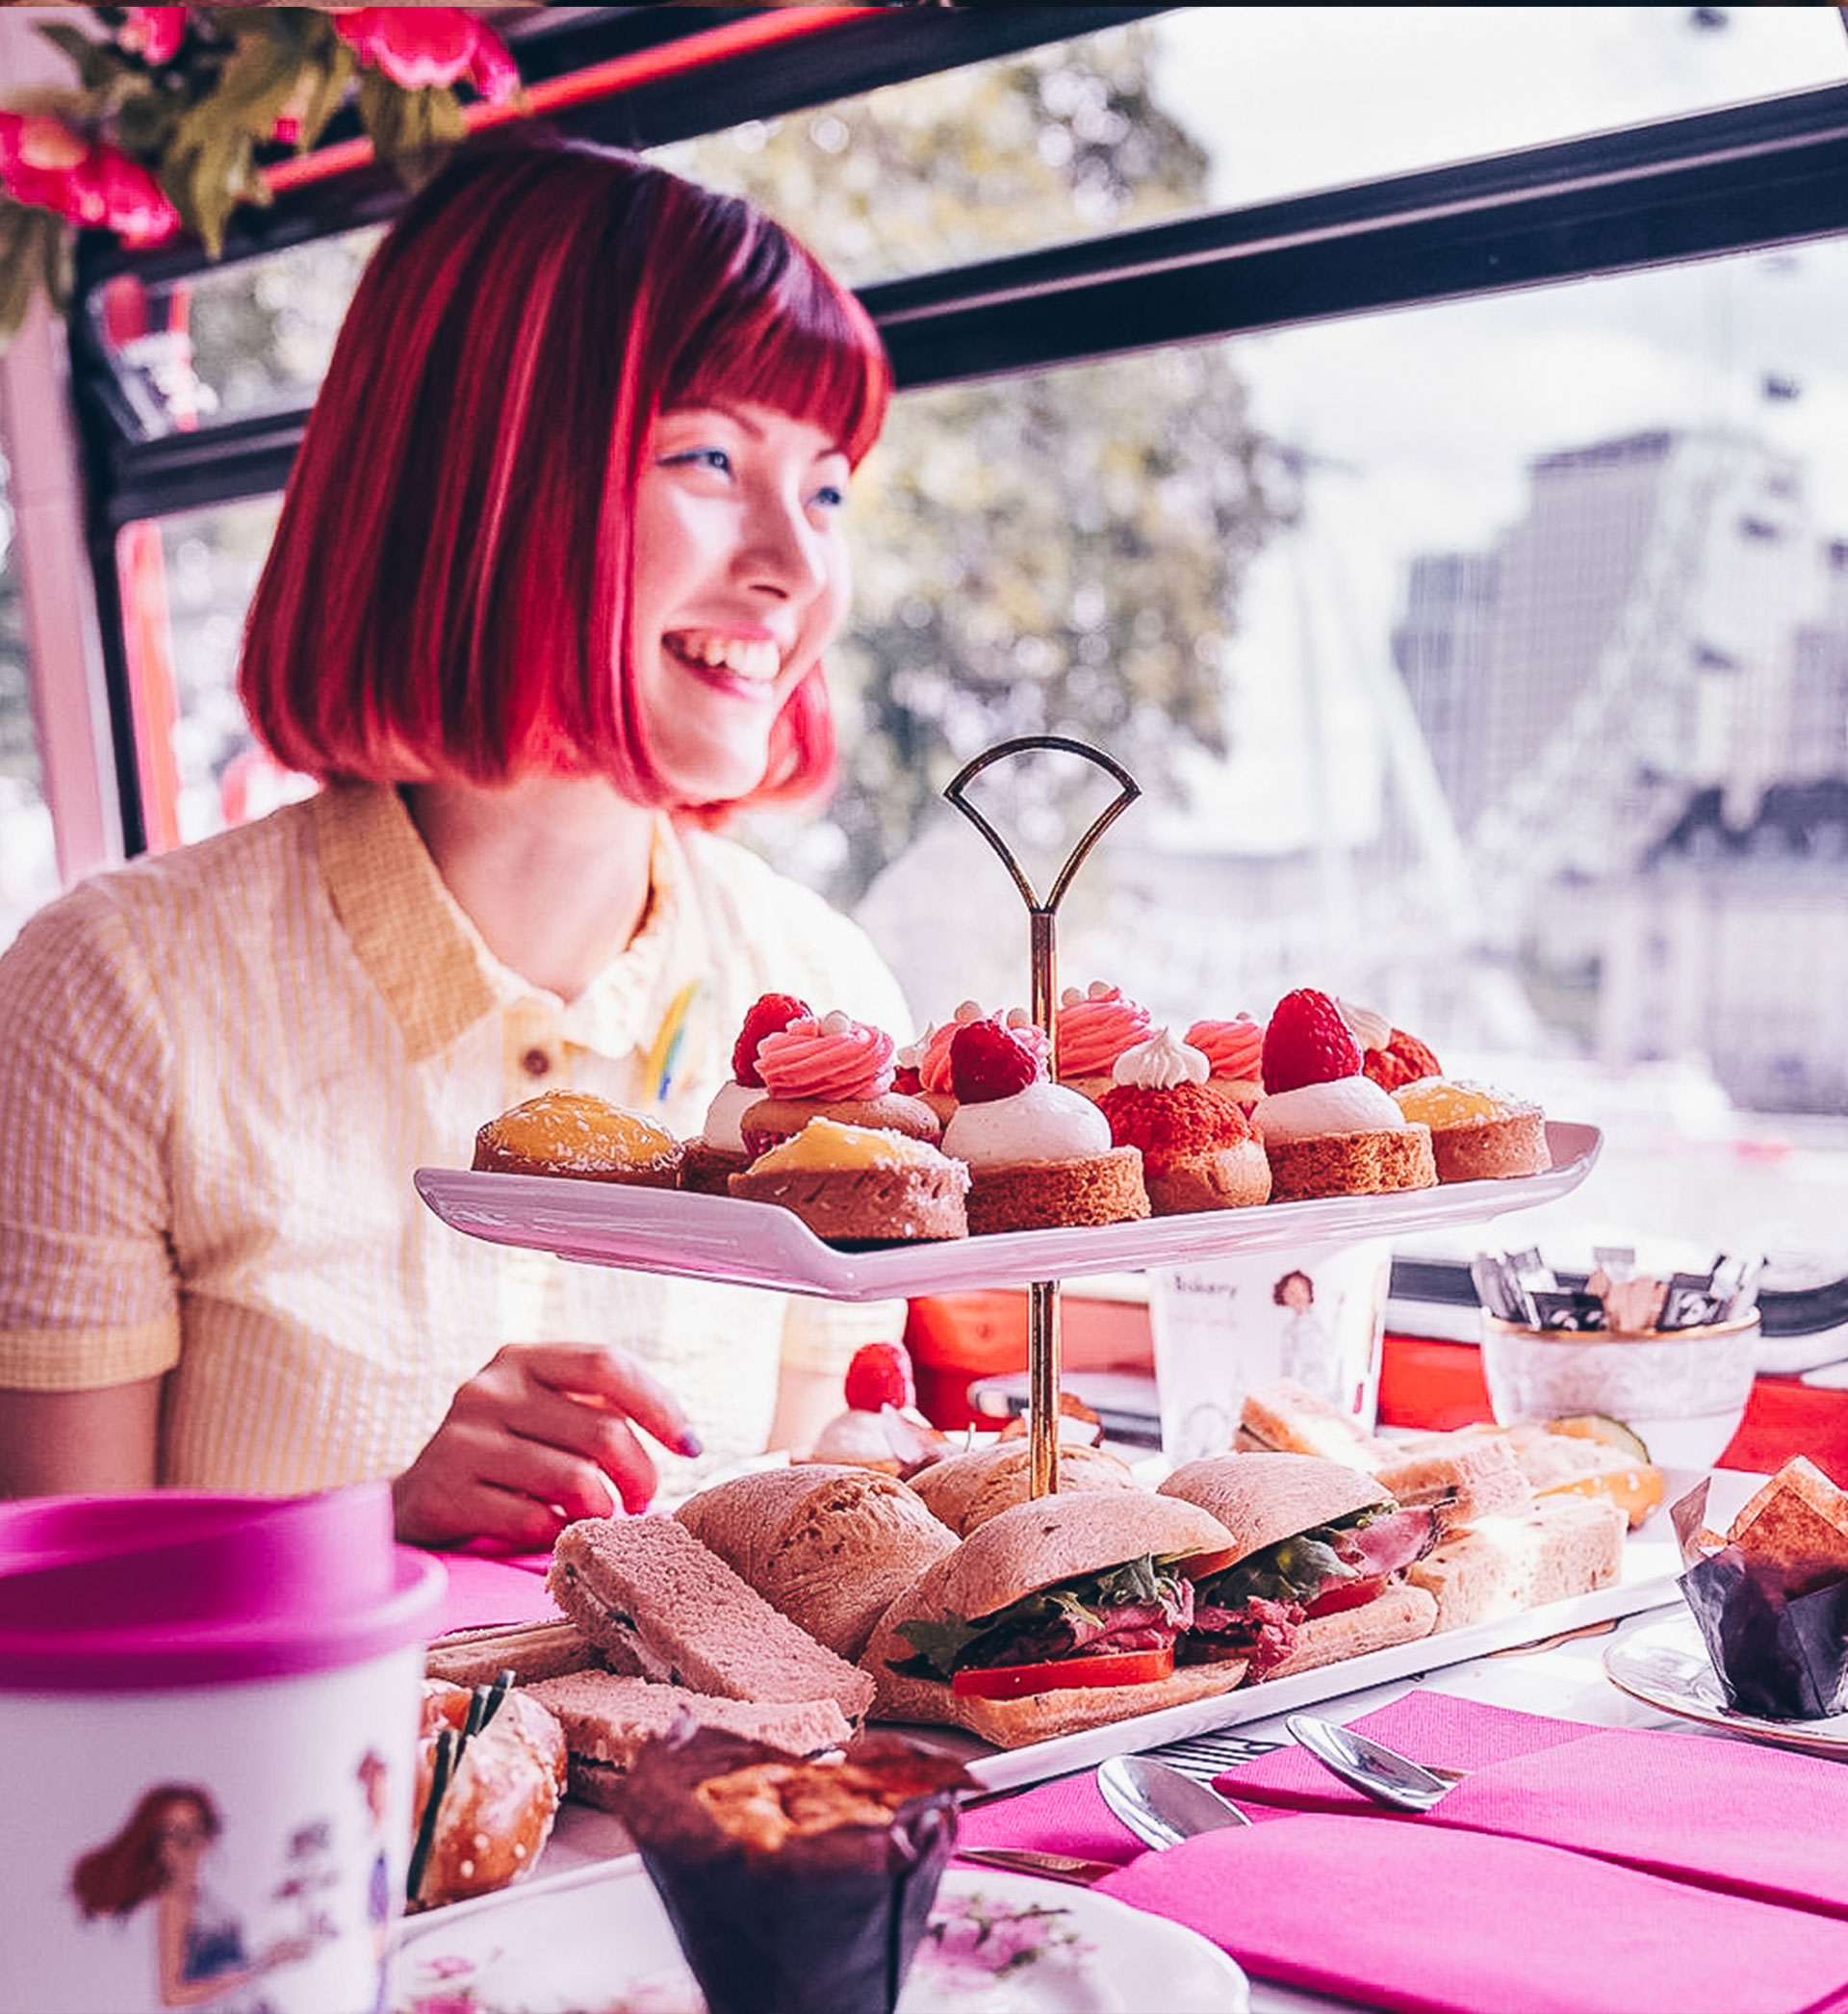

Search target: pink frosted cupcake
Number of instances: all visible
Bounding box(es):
[1055,982,1154,1103]
[1183,1013,1266,1112]
[740,1011,939,1155]
[681,991,812,1195]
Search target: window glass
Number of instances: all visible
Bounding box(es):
[118,496,305,851]
[0,441,55,948]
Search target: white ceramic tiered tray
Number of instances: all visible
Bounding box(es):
[415,1122,1600,1303]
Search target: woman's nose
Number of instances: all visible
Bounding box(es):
[737,489,828,599]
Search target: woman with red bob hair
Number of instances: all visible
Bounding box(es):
[0,130,916,1547]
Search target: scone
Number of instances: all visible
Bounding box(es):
[740,1010,938,1154]
[1393,1077,1550,1181]
[1250,990,1436,1202]
[938,1015,1148,1235]
[1053,980,1155,1103]
[1098,1028,1271,1214]
[1182,1014,1265,1111]
[680,991,811,1196]
[473,1089,682,1186]
[730,1118,968,1245]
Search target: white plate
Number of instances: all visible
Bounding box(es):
[415,1123,1601,1303]
[389,1858,1248,2013]
[1604,1611,1848,1760]
[941,1520,1683,1792]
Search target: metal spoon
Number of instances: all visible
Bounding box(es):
[1285,1713,1464,1814]
[1096,1753,1251,1850]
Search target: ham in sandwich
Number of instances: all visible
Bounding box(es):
[1159,1452,1440,1678]
[861,1490,1249,1747]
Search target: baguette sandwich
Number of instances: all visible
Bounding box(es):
[547,1514,876,1723]
[860,1490,1249,1747]
[521,1669,854,1812]
[674,1464,957,1663]
[906,1439,1145,1537]
[1159,1452,1440,1679]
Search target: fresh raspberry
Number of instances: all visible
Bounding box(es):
[949,1016,1043,1104]
[892,1062,924,1096]
[1362,1028,1443,1091]
[1261,989,1362,1095]
[731,993,811,1086]
[1099,1083,1251,1155]
[843,1341,914,1414]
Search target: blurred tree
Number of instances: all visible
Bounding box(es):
[666,21,1296,901]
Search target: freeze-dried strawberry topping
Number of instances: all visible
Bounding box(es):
[1098,1082,1253,1157]
[1184,1015,1265,1082]
[844,1340,915,1413]
[1055,982,1153,1077]
[949,1016,1045,1104]
[1362,1027,1443,1091]
[755,1010,895,1101]
[731,993,812,1086]
[1261,989,1362,1096]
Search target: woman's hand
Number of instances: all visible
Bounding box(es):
[393,1343,702,1551]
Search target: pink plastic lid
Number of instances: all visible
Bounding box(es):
[0,1485,447,1692]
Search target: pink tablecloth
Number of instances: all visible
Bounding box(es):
[424,1549,558,1637]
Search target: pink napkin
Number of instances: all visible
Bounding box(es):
[1093,1820,1848,2014]
[1224,1692,1848,1918]
[955,1771,1144,1870]
[428,1549,556,1636]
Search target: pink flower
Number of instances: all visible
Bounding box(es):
[0,112,95,221]
[333,10,518,102]
[83,143,180,246]
[117,8,188,65]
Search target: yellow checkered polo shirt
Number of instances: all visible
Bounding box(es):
[0,784,911,1493]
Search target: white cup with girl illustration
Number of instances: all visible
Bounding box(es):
[1147,1237,1393,1465]
[0,1485,444,2014]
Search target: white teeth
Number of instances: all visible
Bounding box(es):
[670,633,782,681]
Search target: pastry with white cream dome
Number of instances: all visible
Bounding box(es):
[1251,989,1437,1202]
[680,992,810,1196]
[473,1089,682,1186]
[1182,1014,1265,1111]
[1392,1077,1550,1181]
[730,1118,968,1244]
[740,1010,939,1154]
[1097,1029,1271,1214]
[939,1015,1148,1234]
[1054,981,1155,1102]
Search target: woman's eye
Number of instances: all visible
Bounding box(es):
[663,446,732,476]
[809,477,849,512]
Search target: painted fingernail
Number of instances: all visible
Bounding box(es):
[676,1429,704,1459]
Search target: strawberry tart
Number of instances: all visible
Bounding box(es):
[939,1014,1149,1234]
[473,1089,683,1186]
[895,1000,1045,1128]
[1182,1013,1266,1110]
[1251,989,1437,1202]
[1098,1028,1271,1214]
[1055,981,1155,1102]
[740,1010,939,1155]
[730,1118,969,1244]
[799,1341,952,1473]
[1392,1077,1551,1181]
[680,991,810,1196]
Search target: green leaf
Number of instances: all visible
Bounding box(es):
[36,22,125,91]
[293,44,357,155]
[357,75,468,191]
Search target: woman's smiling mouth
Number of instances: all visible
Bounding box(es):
[664,630,783,683]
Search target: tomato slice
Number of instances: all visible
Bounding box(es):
[1303,1575,1384,1618]
[949,1646,1174,1700]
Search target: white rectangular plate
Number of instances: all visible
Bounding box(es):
[936,1517,1683,1793]
[415,1122,1600,1303]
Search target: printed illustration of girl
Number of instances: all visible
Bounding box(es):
[70,1784,312,2009]
[1274,1269,1339,1401]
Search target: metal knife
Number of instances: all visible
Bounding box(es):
[956,1846,1121,1887]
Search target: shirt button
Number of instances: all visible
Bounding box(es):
[522,1048,552,1077]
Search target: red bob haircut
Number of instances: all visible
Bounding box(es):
[238,129,891,813]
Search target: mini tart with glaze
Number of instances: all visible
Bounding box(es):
[940,1017,1148,1235]
[1392,1077,1550,1181]
[473,1090,682,1186]
[1098,1029,1271,1214]
[730,1118,969,1245]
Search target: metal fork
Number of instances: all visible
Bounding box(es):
[1142,1729,1286,1784]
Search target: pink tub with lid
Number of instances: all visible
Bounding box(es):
[0,1485,446,2014]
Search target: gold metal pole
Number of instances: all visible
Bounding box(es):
[941,737,1142,1500]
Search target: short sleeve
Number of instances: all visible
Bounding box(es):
[0,886,182,1387]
